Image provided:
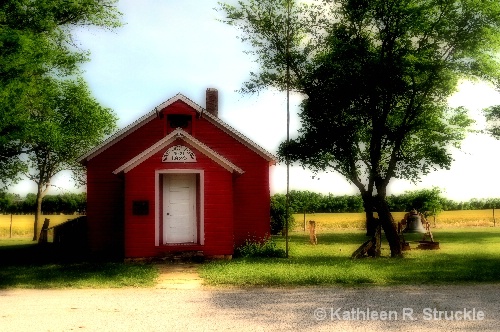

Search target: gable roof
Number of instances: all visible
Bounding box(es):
[79,93,277,164]
[113,128,244,175]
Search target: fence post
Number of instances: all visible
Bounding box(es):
[494,207,496,227]
[309,220,317,245]
[303,211,306,232]
[38,218,50,244]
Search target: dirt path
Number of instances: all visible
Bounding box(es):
[155,263,203,289]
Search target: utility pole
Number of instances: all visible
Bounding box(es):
[285,0,291,258]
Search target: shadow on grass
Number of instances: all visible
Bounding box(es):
[0,242,88,266]
[0,242,157,289]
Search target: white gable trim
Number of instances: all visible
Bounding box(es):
[112,128,244,175]
[78,93,277,164]
[81,112,156,163]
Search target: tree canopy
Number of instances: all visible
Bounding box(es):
[23,77,117,193]
[0,0,121,187]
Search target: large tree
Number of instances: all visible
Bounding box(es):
[0,0,121,239]
[0,0,121,187]
[24,77,117,241]
[220,0,500,257]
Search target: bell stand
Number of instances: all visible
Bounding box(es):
[398,220,437,250]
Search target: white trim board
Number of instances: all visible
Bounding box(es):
[113,128,244,175]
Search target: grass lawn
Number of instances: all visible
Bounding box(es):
[200,227,500,287]
[1,211,499,288]
[0,238,158,289]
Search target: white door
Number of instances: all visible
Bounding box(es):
[163,174,197,244]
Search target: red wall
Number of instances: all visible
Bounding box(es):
[85,100,271,258]
[194,117,271,246]
[123,142,234,257]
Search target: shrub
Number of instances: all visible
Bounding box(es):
[235,237,286,258]
[270,194,295,235]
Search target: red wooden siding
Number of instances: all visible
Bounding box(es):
[123,142,234,257]
[85,98,272,258]
[193,117,271,246]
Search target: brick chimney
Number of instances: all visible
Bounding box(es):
[206,88,218,117]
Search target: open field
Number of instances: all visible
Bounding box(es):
[1,210,496,238]
[0,214,80,238]
[292,209,497,231]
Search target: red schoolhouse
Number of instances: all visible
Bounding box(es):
[79,89,276,259]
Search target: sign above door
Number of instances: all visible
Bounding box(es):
[162,145,196,162]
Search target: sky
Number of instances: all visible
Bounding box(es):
[10,0,500,201]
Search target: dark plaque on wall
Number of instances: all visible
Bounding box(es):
[132,200,149,216]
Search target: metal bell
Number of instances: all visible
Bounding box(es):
[403,214,426,233]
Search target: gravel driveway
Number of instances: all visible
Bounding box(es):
[1,283,498,331]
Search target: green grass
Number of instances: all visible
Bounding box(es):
[200,227,500,286]
[0,262,158,289]
[2,212,499,289]
[0,239,159,289]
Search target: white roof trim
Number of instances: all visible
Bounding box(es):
[79,93,277,164]
[113,128,244,175]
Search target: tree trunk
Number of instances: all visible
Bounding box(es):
[352,192,381,259]
[33,184,44,241]
[375,195,402,257]
[362,192,377,236]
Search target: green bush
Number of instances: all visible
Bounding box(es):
[235,237,286,258]
[270,194,295,235]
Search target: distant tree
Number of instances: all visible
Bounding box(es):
[0,192,21,213]
[23,78,116,240]
[346,195,364,213]
[408,188,445,218]
[21,194,37,214]
[485,198,500,210]
[60,193,77,215]
[41,195,59,215]
[75,192,87,214]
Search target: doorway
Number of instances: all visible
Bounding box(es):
[162,173,197,244]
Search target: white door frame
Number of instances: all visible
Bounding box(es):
[163,173,196,244]
[155,169,204,246]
